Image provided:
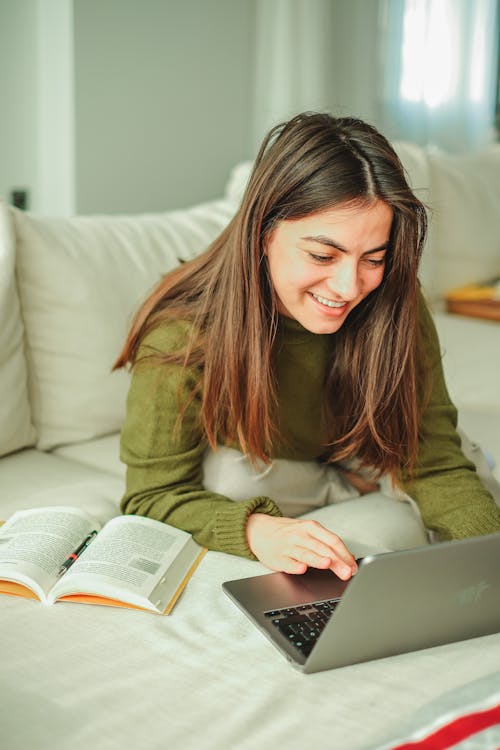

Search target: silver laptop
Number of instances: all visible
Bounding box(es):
[223,533,500,673]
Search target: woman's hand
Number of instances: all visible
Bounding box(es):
[246,513,358,579]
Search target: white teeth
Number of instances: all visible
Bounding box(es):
[311,293,345,308]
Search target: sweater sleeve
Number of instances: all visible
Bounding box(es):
[119,324,282,558]
[402,297,500,539]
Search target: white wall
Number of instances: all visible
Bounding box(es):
[329,0,381,126]
[0,0,39,211]
[0,0,256,215]
[37,0,75,215]
[0,0,75,215]
[73,0,256,214]
[0,0,383,216]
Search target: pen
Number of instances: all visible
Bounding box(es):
[58,530,98,576]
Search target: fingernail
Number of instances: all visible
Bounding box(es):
[339,566,351,579]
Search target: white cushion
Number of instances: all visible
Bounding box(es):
[392,142,434,294]
[53,434,124,479]
[0,448,123,525]
[13,200,235,450]
[426,145,500,299]
[434,312,500,482]
[434,312,500,414]
[458,410,500,484]
[224,160,252,203]
[393,141,430,198]
[0,201,36,457]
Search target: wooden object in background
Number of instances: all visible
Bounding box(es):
[445,279,500,322]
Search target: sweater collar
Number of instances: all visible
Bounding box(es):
[278,314,333,346]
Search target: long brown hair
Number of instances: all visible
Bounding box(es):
[115,113,428,478]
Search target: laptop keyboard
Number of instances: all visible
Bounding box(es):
[264,598,340,658]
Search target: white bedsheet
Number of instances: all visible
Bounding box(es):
[1,548,499,750]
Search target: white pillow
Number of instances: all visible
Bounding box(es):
[0,201,36,456]
[13,199,235,450]
[393,142,434,294]
[427,145,500,298]
[433,312,500,413]
[224,161,252,204]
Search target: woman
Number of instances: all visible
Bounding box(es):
[115,113,500,580]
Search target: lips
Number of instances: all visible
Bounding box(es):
[310,292,347,309]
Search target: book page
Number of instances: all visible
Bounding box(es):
[0,507,99,601]
[50,515,198,609]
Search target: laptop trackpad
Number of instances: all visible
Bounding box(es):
[296,567,350,601]
[262,568,350,608]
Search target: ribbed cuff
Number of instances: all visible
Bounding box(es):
[429,501,500,541]
[215,496,282,559]
[446,504,500,539]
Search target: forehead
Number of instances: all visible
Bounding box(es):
[275,200,393,239]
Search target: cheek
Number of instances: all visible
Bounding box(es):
[364,267,385,293]
[267,257,288,294]
[269,254,311,293]
[287,268,323,297]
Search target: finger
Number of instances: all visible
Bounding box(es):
[328,559,355,580]
[280,558,308,575]
[299,549,353,580]
[299,526,357,580]
[290,521,358,580]
[289,545,333,570]
[293,536,344,563]
[288,544,353,581]
[303,521,357,570]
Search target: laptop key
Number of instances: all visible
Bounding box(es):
[277,625,315,656]
[265,599,341,658]
[276,614,310,631]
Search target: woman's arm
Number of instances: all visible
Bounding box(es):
[120,324,358,578]
[120,325,282,558]
[402,297,500,539]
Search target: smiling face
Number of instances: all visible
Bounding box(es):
[264,200,393,334]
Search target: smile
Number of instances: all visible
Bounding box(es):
[310,293,346,308]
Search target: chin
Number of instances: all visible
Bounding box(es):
[299,316,346,335]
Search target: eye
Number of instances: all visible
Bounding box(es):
[363,257,386,268]
[307,252,334,264]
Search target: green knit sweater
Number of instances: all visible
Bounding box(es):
[120,300,500,557]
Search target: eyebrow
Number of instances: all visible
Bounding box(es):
[300,235,389,255]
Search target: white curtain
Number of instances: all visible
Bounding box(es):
[251,0,499,154]
[252,0,333,152]
[378,0,499,152]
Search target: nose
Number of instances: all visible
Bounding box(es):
[326,259,359,300]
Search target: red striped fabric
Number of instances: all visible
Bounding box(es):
[389,703,500,749]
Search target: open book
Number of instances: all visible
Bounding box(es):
[0,507,206,614]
